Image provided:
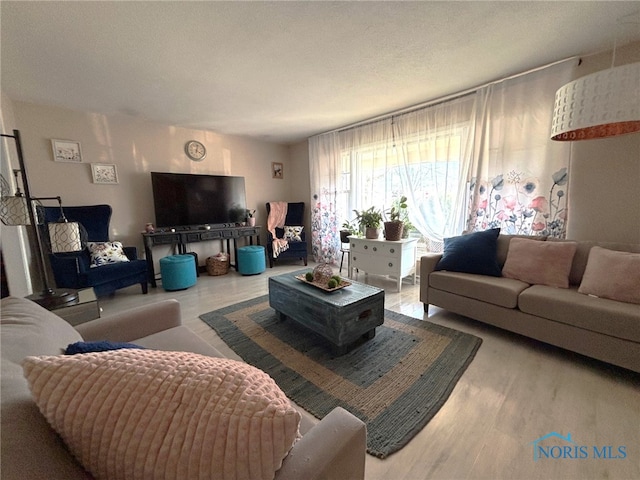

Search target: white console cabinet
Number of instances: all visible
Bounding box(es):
[348,236,418,292]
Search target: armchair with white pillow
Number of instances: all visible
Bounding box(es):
[40,204,148,296]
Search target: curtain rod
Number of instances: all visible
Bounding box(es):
[319,55,579,137]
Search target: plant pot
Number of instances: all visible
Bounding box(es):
[384,221,403,241]
[247,217,256,226]
[365,227,380,239]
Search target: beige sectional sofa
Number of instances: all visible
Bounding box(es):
[420,234,640,372]
[1,296,366,480]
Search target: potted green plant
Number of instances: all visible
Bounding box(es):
[401,217,414,238]
[384,196,407,241]
[340,219,358,243]
[353,206,383,239]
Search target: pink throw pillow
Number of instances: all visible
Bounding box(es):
[23,349,300,480]
[502,238,577,288]
[578,246,640,304]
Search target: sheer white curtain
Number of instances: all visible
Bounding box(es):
[309,104,473,263]
[393,95,478,242]
[309,59,575,264]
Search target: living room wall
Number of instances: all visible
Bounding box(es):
[2,40,638,297]
[1,99,299,293]
[565,41,640,244]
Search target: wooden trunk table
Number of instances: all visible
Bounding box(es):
[268,272,385,355]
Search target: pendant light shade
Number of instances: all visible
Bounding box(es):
[550,62,640,141]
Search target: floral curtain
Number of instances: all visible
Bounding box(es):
[466,61,575,237]
[309,132,343,264]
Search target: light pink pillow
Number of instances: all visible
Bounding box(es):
[578,246,640,304]
[23,349,300,480]
[502,238,577,288]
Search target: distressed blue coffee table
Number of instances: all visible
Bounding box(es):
[268,271,385,355]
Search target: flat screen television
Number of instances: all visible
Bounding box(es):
[151,172,247,228]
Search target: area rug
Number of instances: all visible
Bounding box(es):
[199,295,482,458]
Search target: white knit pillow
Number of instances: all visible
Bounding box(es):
[23,349,300,480]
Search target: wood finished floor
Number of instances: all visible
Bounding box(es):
[99,263,640,480]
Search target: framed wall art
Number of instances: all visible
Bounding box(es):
[51,139,82,163]
[272,162,284,179]
[91,163,119,185]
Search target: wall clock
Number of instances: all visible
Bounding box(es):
[185,140,206,161]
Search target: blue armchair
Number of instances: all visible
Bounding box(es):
[40,204,148,297]
[266,202,308,268]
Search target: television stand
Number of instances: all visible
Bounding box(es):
[142,226,261,287]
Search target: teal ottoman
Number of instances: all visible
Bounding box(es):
[237,245,266,275]
[160,255,197,291]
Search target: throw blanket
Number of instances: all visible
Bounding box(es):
[268,201,289,258]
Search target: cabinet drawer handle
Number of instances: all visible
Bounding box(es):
[390,248,395,253]
[388,262,393,267]
[352,256,356,261]
[364,245,368,250]
[358,309,372,320]
[373,247,377,251]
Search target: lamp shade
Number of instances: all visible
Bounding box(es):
[550,62,640,141]
[48,221,83,253]
[0,196,30,225]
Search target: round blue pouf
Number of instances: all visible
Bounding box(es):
[237,245,266,275]
[160,255,197,291]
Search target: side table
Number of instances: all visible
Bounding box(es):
[49,288,101,326]
[348,236,418,292]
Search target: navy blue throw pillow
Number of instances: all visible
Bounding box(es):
[435,228,502,276]
[65,340,146,355]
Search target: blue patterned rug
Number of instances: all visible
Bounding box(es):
[200,295,482,458]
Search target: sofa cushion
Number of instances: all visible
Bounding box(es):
[23,349,301,480]
[547,238,640,286]
[84,258,147,284]
[502,238,577,288]
[429,271,530,308]
[0,297,83,365]
[436,228,502,276]
[134,325,227,357]
[518,285,640,342]
[0,297,88,480]
[495,234,547,267]
[578,247,640,304]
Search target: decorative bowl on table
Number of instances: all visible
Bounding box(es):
[295,264,351,292]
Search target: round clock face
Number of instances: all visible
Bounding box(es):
[185,140,206,161]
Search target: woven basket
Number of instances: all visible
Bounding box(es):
[206,254,230,276]
[384,221,404,241]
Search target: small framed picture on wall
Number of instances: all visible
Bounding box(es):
[272,162,284,179]
[91,163,119,184]
[51,139,83,163]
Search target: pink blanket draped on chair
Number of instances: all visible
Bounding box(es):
[268,202,289,258]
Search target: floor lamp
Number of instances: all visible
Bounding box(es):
[0,129,79,307]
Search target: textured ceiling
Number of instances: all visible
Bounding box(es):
[2,1,639,144]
